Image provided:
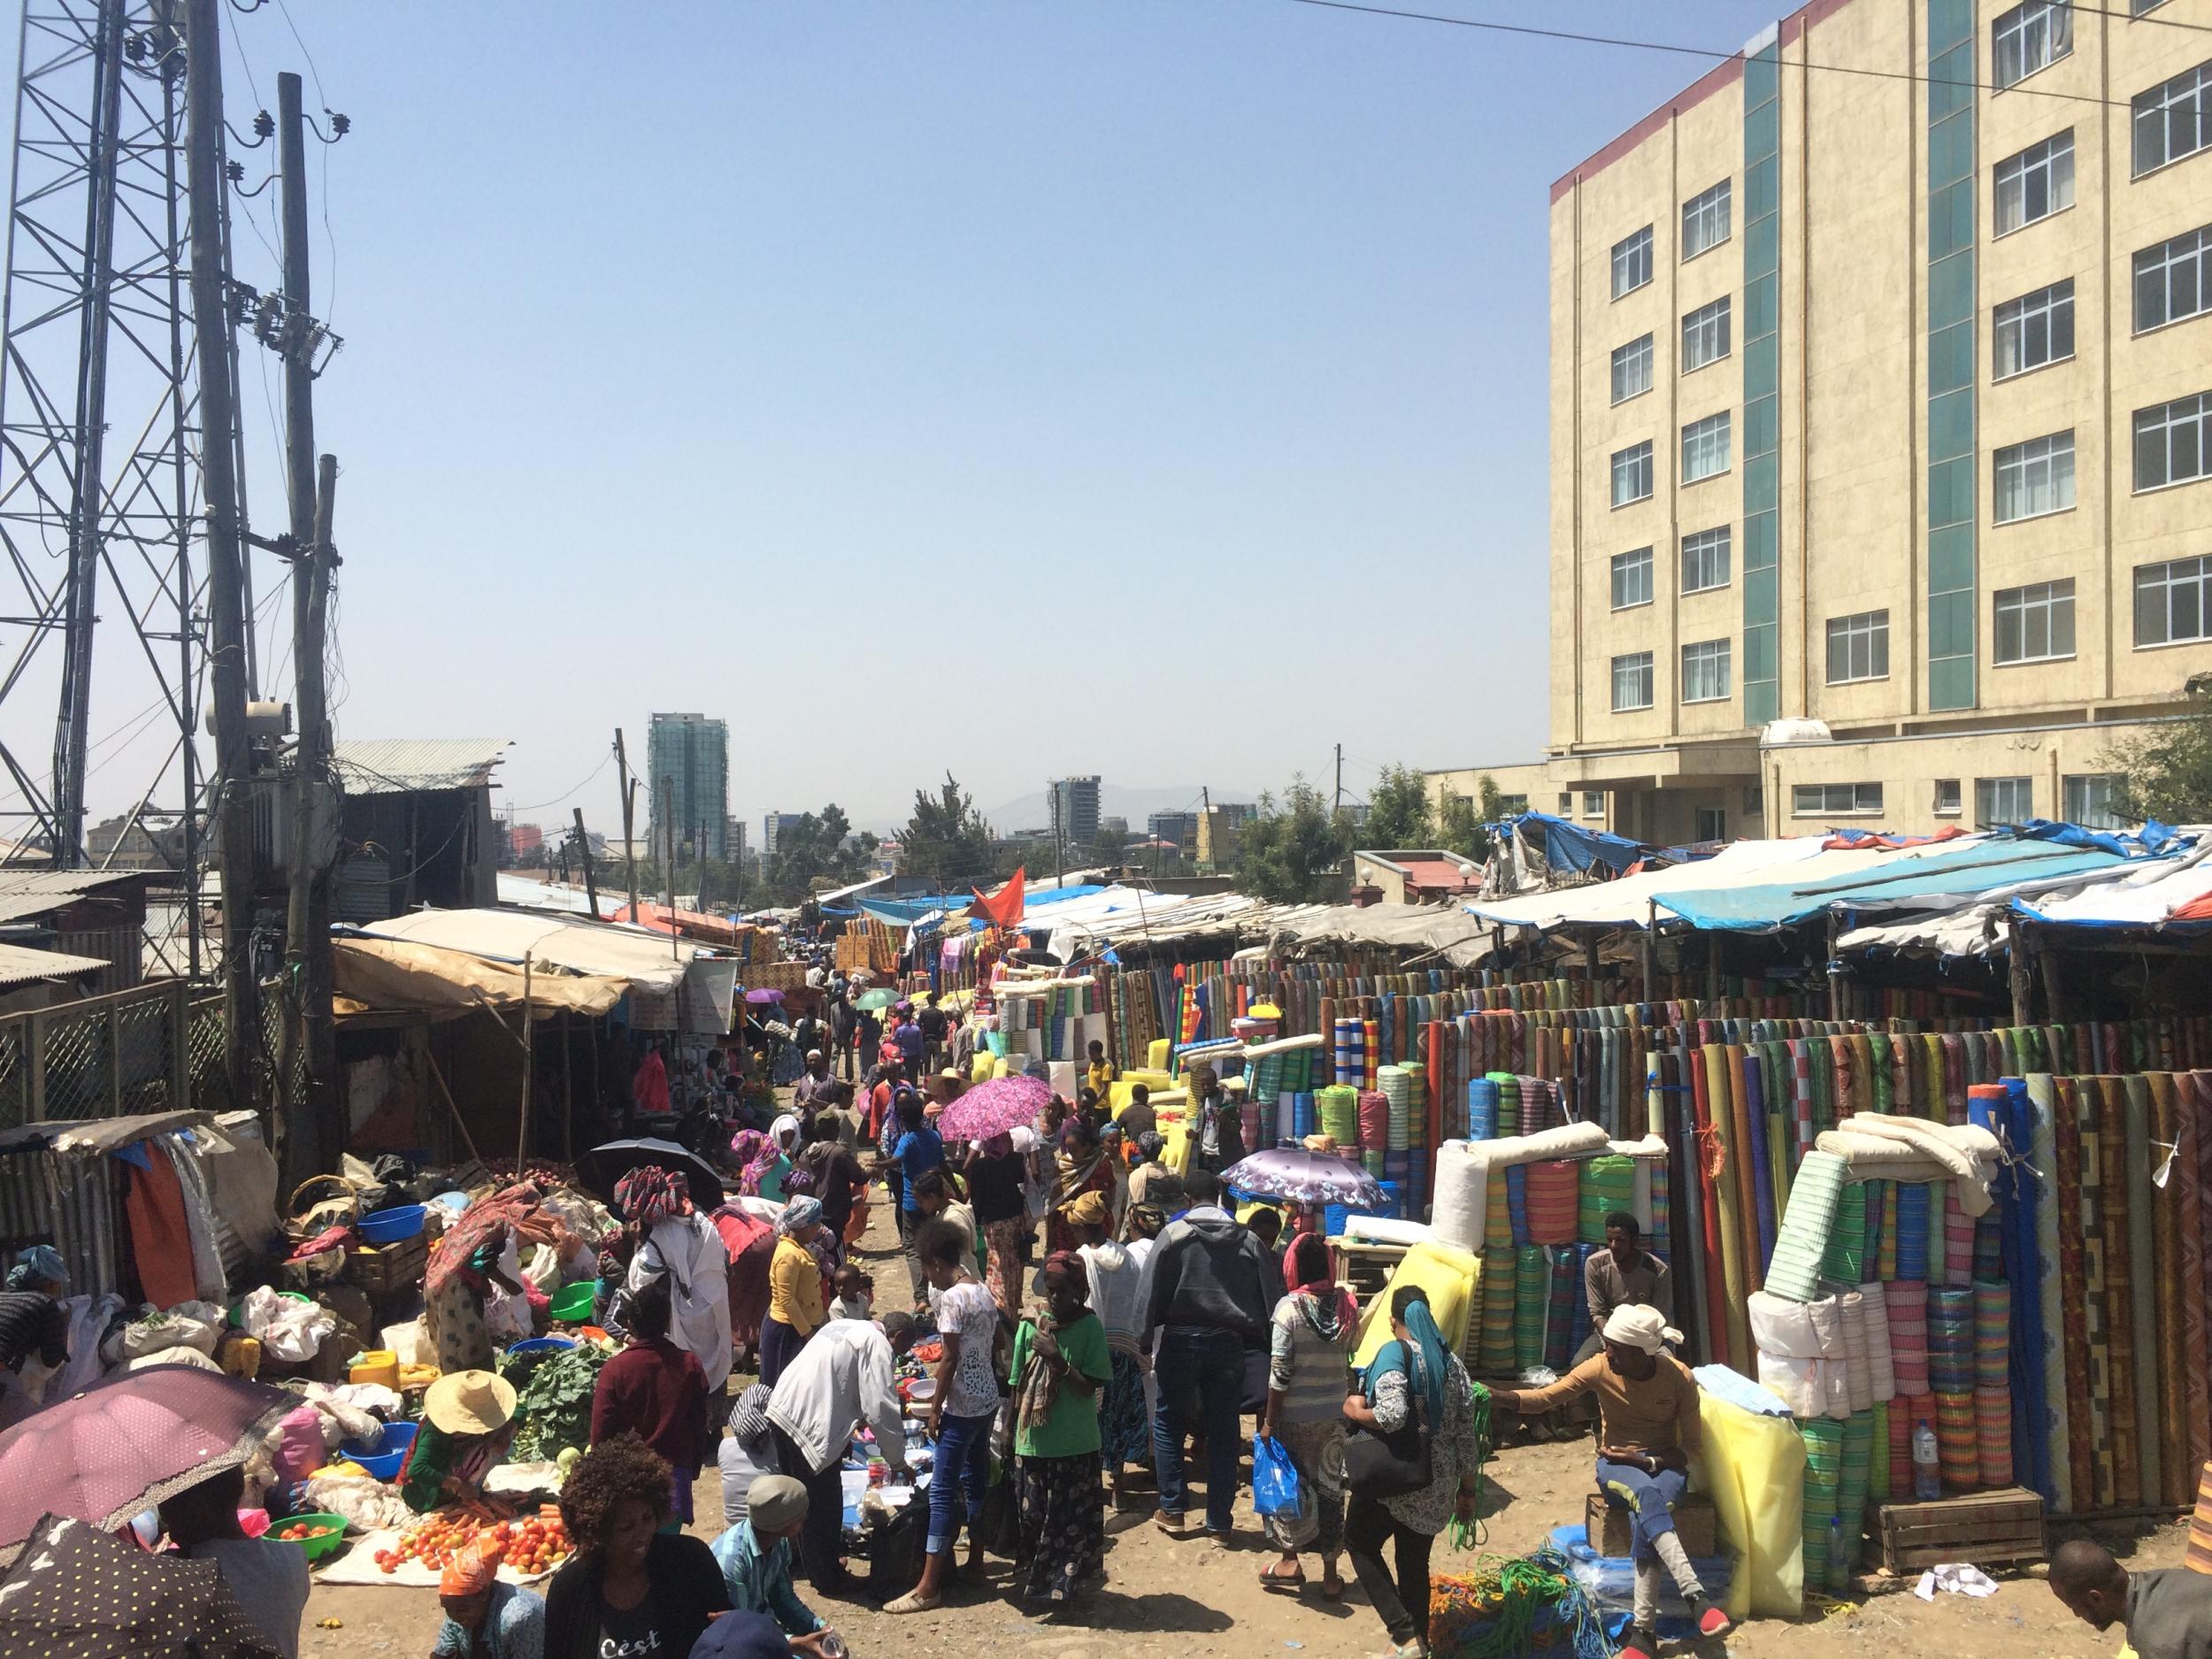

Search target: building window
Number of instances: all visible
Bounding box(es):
[1994,130,2075,234]
[1993,280,2075,378]
[1994,578,2077,663]
[1743,783,1764,819]
[1681,526,1732,594]
[1582,792,1605,819]
[2135,555,2212,646]
[1612,227,1653,298]
[1793,782,1885,817]
[2137,0,2170,12]
[2134,226,2210,333]
[1680,638,1732,703]
[1993,430,2076,521]
[1680,412,1732,484]
[1557,793,1573,815]
[1933,779,1963,816]
[1681,297,1732,373]
[2064,773,2122,829]
[1681,180,1732,259]
[1977,775,2034,826]
[2135,392,2211,490]
[1611,334,1654,403]
[1611,651,1654,711]
[1994,0,2072,89]
[1498,794,1528,814]
[1611,441,1654,507]
[1610,546,1654,610]
[2134,60,2212,176]
[1825,610,1891,683]
[1695,806,1728,842]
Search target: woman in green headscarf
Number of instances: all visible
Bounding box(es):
[1340,1286,1484,1659]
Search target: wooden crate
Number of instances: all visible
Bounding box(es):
[1866,1487,2045,1574]
[346,1231,427,1297]
[1585,1491,1718,1560]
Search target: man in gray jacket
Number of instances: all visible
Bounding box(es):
[1141,1167,1275,1542]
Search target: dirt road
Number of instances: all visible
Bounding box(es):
[300,1163,2166,1658]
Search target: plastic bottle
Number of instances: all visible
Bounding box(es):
[1912,1421,1941,1501]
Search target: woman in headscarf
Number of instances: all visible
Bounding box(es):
[757,1116,803,1203]
[619,1165,733,1394]
[758,1197,826,1387]
[1045,1118,1116,1256]
[728,1130,775,1200]
[4,1245,65,1296]
[1340,1286,1486,1659]
[964,1130,1029,1317]
[1258,1232,1357,1598]
[424,1185,549,1376]
[1068,1189,1148,1510]
[1121,1132,1184,1237]
[1007,1253,1112,1609]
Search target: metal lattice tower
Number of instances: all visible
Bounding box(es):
[0,0,238,949]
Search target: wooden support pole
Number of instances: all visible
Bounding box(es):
[425,1049,485,1167]
[516,958,534,1174]
[1641,902,1656,1004]
[2007,918,2035,1029]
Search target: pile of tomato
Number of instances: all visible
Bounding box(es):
[274,1522,336,1544]
[373,1505,572,1577]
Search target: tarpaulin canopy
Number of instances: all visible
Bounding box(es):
[2010,836,2212,931]
[1515,811,1650,876]
[358,908,699,991]
[1654,834,2140,933]
[603,901,759,947]
[332,936,629,1021]
[1466,836,1843,932]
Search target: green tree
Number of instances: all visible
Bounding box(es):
[1363,763,1436,849]
[900,773,997,891]
[1477,774,1507,821]
[2103,680,2212,824]
[764,805,877,904]
[1436,792,1493,862]
[1235,779,1353,904]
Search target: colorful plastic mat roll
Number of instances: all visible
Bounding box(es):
[1578,1155,1636,1244]
[1975,1385,2014,1487]
[1934,1390,1979,1492]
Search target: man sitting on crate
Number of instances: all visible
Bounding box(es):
[1492,1304,1730,1659]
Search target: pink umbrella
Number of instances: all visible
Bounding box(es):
[0,1364,297,1550]
[939,1072,1054,1141]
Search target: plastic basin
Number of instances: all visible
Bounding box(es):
[505,1336,575,1358]
[271,1511,349,1562]
[550,1281,598,1323]
[336,1421,417,1483]
[357,1204,426,1245]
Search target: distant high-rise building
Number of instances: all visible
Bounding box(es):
[763,810,807,858]
[647,713,731,860]
[1048,775,1101,847]
[510,823,544,856]
[1148,810,1198,850]
[726,818,749,869]
[1100,816,1128,841]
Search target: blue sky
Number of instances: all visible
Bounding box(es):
[33,1,1787,840]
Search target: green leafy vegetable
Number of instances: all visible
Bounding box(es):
[508,1343,609,1463]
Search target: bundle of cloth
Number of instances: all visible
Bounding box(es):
[1747,1289,1848,1420]
[1813,1114,2002,1216]
[1431,1123,1670,1254]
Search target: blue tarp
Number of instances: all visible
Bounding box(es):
[854,882,1108,928]
[1653,836,2138,932]
[1516,811,1648,876]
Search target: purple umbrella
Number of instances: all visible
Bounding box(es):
[1220,1147,1384,1208]
[744,988,785,1005]
[939,1073,1054,1141]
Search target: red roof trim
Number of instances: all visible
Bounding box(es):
[1548,0,1863,204]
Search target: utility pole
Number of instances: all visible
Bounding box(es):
[614,729,640,923]
[572,807,599,918]
[662,781,679,960]
[1334,743,1344,817]
[1201,785,1212,873]
[185,0,257,1114]
[278,70,339,1179]
[1051,785,1064,890]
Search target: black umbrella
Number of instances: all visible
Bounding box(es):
[576,1136,726,1213]
[0,1512,278,1657]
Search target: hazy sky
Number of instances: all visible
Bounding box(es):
[16,1,1786,841]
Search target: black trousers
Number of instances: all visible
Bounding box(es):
[773,1423,849,1593]
[1345,1492,1436,1647]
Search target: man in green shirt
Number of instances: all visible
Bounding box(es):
[1007,1252,1112,1609]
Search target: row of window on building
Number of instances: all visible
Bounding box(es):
[1605,552,2212,712]
[1790,772,2119,830]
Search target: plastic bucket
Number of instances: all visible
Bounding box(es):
[551,1281,598,1324]
[334,1422,417,1483]
[271,1511,350,1562]
[357,1204,426,1245]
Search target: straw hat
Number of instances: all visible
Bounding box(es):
[424,1368,518,1437]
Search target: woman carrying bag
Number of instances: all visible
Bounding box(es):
[1340,1286,1484,1659]
[1257,1232,1356,1599]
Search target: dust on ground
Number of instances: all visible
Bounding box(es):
[302,1134,2165,1659]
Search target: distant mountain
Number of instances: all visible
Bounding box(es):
[980,781,1263,837]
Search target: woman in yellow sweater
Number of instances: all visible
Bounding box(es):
[760,1197,827,1387]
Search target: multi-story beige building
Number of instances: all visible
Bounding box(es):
[1433,0,2212,844]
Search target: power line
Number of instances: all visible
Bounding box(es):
[1282,0,2194,111]
[505,747,618,813]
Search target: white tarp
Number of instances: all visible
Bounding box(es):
[1463,836,1846,932]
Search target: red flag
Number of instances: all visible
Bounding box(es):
[970,866,1026,928]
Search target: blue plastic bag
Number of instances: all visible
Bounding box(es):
[1251,1432,1307,1520]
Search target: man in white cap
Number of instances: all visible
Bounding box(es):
[1492,1304,1728,1659]
[794,1048,835,1115]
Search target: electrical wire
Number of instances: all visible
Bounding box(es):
[271,0,341,328]
[505,748,618,813]
[1281,0,2197,111]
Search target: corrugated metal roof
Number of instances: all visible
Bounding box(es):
[0,868,144,926]
[0,942,110,986]
[334,738,510,795]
